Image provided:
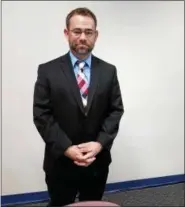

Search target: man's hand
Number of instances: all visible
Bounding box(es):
[64,145,84,162]
[74,142,102,166]
[64,145,96,167]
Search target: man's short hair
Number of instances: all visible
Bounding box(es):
[66,7,97,29]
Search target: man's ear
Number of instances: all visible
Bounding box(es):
[64,28,69,40]
[95,30,99,41]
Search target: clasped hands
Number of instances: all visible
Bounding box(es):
[64,141,102,167]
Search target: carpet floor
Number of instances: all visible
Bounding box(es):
[8,182,184,206]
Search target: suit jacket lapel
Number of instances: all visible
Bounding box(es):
[86,55,100,114]
[60,53,85,114]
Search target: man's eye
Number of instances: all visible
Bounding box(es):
[86,31,92,35]
[74,31,81,34]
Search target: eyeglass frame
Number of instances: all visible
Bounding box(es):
[68,28,97,38]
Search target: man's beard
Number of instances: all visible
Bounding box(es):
[70,42,94,56]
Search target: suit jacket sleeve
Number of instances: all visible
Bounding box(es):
[97,67,124,150]
[33,64,72,159]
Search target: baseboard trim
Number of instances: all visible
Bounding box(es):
[1,174,184,206]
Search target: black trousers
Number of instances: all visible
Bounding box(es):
[45,162,109,206]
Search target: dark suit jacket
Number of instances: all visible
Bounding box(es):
[33,52,124,173]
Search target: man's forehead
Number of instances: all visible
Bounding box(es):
[69,15,95,29]
[72,25,94,30]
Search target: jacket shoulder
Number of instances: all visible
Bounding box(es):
[93,55,116,71]
[39,55,63,68]
[36,54,66,75]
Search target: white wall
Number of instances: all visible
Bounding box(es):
[2,1,184,195]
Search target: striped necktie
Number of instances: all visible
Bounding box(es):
[76,61,88,106]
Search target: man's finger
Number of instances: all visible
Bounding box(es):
[75,153,84,160]
[74,157,96,167]
[86,157,96,163]
[74,161,87,166]
[79,147,90,153]
[78,143,89,148]
[81,151,94,160]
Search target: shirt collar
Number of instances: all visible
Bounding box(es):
[69,50,92,68]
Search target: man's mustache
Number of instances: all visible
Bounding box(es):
[76,44,89,47]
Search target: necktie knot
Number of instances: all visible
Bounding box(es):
[76,61,86,71]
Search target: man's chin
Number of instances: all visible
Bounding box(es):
[71,47,93,56]
[76,49,89,55]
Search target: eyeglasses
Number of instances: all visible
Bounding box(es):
[69,29,96,38]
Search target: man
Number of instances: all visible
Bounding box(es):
[33,7,124,206]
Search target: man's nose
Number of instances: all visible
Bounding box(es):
[79,32,87,40]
